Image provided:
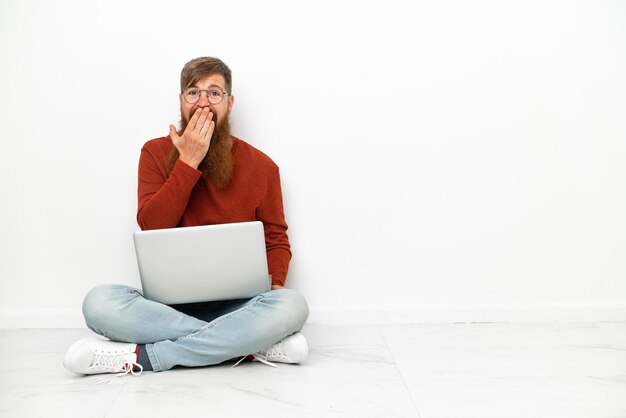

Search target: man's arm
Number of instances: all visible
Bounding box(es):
[137,149,202,230]
[137,108,215,230]
[258,166,292,287]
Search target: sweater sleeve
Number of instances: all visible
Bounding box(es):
[257,166,292,287]
[137,145,202,230]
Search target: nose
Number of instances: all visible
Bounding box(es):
[196,90,211,106]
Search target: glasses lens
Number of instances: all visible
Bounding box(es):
[184,88,200,104]
[207,88,224,105]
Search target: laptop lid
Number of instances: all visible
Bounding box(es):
[133,221,271,305]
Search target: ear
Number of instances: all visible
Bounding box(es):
[227,94,234,113]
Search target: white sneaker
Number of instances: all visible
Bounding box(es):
[233,332,309,368]
[63,337,142,376]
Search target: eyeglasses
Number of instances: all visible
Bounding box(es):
[182,87,229,105]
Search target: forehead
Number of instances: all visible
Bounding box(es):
[190,74,226,89]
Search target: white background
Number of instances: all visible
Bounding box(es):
[1,0,625,326]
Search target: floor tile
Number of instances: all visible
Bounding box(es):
[596,322,626,344]
[301,323,387,349]
[107,371,419,417]
[405,376,626,418]
[380,322,626,349]
[390,345,626,380]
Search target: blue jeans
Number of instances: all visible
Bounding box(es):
[82,285,309,372]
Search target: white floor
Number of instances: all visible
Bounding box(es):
[1,322,626,417]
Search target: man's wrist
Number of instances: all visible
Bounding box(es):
[178,156,200,171]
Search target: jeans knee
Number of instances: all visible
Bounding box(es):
[275,288,309,331]
[82,284,136,331]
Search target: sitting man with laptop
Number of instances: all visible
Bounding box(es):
[63,57,309,375]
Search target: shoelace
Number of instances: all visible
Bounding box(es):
[232,354,279,368]
[90,352,143,376]
[116,362,144,377]
[232,337,291,369]
[260,341,287,360]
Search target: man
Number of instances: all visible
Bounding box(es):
[63,57,309,375]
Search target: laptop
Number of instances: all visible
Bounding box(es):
[133,221,271,305]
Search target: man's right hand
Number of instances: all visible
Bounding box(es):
[169,107,215,170]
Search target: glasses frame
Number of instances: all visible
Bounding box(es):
[181,86,230,105]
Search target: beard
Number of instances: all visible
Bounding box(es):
[165,106,234,188]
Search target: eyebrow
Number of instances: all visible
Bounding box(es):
[188,83,226,91]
